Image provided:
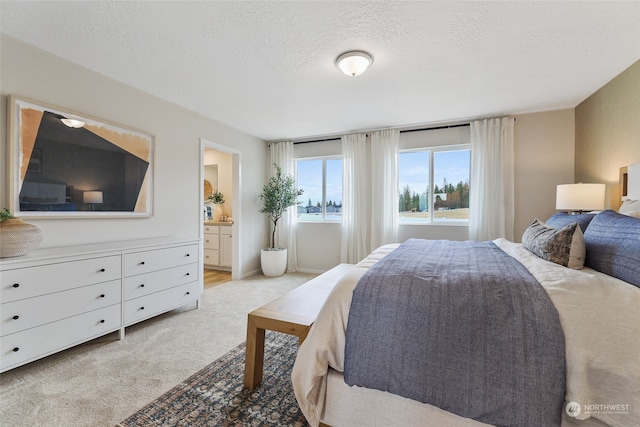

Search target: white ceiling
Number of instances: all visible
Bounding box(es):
[2,1,639,142]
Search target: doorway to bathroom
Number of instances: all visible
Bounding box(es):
[200,138,241,281]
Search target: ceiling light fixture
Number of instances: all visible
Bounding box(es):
[60,117,85,128]
[336,50,373,77]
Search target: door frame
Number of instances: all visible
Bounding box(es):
[200,138,242,280]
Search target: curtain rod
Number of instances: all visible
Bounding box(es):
[292,122,471,145]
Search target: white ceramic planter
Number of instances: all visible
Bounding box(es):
[260,248,287,277]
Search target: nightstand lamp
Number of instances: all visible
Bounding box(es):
[83,191,103,211]
[556,183,605,214]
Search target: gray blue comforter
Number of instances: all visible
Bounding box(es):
[344,239,565,426]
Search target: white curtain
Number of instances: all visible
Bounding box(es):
[341,133,369,263]
[269,141,298,272]
[370,129,399,250]
[469,117,515,241]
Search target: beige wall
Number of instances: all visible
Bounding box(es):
[575,60,640,208]
[0,35,268,277]
[513,109,575,240]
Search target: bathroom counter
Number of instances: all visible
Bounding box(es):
[204,220,233,226]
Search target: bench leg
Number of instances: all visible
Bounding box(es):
[298,326,311,345]
[244,314,265,389]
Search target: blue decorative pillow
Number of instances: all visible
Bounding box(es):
[584,210,640,288]
[545,212,596,233]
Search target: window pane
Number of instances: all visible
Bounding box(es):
[325,159,342,219]
[297,159,323,220]
[398,151,430,223]
[433,149,470,221]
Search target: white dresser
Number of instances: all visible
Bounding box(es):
[0,237,200,373]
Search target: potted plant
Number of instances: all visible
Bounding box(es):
[207,189,225,221]
[0,208,43,258]
[259,164,303,277]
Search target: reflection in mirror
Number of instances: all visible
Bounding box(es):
[204,164,218,199]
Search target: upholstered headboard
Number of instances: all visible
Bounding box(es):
[620,162,640,206]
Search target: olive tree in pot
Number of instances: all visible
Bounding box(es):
[259,164,303,277]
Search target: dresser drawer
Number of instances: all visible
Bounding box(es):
[124,281,200,326]
[204,225,220,234]
[123,263,198,300]
[1,280,121,337]
[124,244,198,277]
[1,256,121,303]
[1,304,121,372]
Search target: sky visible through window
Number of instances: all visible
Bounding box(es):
[297,159,343,207]
[399,149,470,195]
[297,150,468,214]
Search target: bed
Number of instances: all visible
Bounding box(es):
[292,164,640,427]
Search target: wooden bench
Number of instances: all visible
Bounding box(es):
[243,263,353,389]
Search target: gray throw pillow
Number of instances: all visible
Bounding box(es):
[522,219,585,269]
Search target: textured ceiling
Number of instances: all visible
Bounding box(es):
[2,1,639,141]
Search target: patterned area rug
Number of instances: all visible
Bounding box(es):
[117,331,308,426]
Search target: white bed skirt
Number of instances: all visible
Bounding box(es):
[321,369,610,427]
[321,368,490,427]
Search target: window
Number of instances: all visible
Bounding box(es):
[398,146,470,223]
[296,157,343,221]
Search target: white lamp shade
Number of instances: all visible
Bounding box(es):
[556,183,605,211]
[336,51,373,77]
[83,191,103,204]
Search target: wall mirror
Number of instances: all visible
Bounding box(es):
[203,164,218,200]
[8,95,154,218]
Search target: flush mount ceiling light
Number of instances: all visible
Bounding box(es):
[336,50,373,77]
[60,117,85,128]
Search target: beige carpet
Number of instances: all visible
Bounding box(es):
[117,332,305,426]
[0,272,315,427]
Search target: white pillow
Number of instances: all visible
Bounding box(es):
[619,199,640,218]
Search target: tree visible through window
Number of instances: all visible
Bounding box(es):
[398,147,470,222]
[296,157,342,221]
